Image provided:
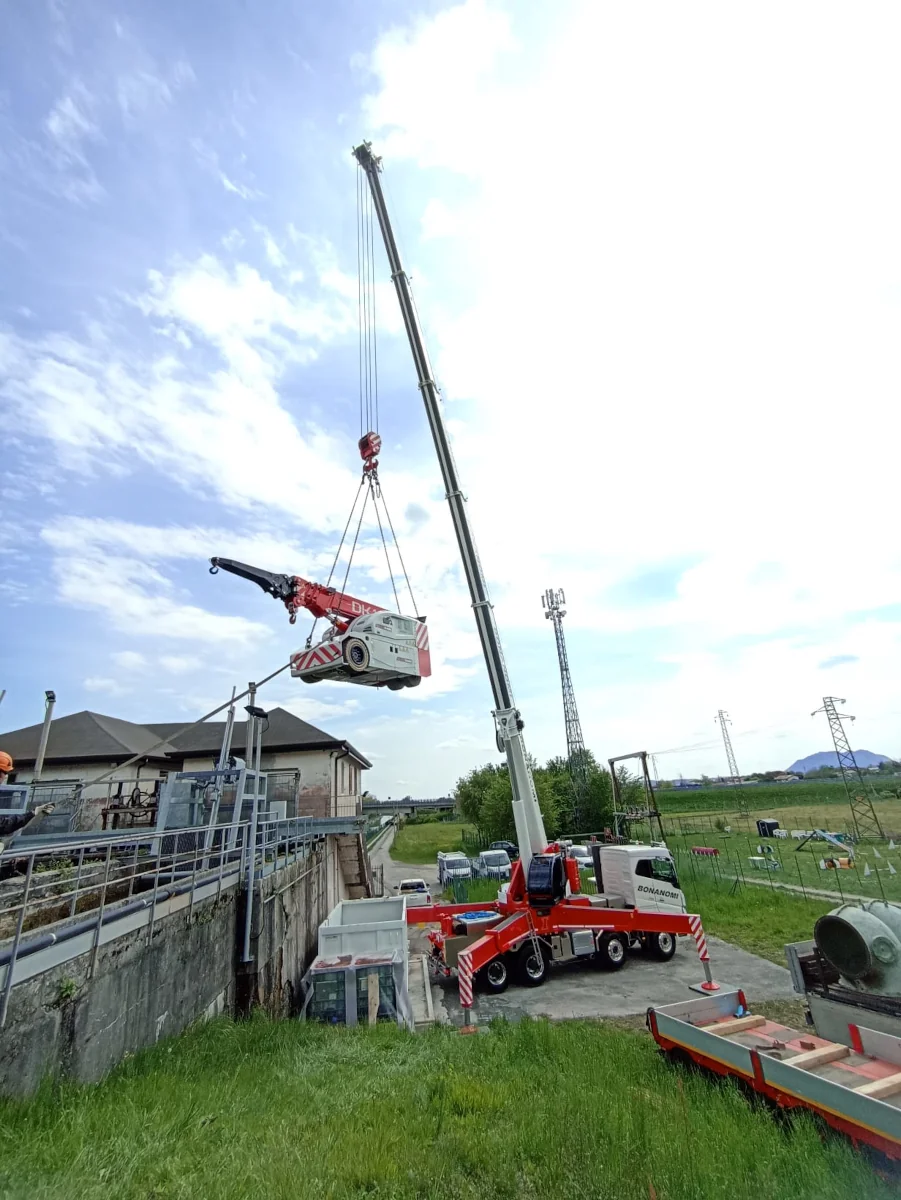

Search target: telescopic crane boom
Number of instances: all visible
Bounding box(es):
[209,556,384,632]
[353,141,547,868]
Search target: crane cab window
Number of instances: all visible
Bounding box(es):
[635,858,679,887]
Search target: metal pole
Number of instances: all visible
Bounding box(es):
[33,690,56,783]
[242,691,260,964]
[0,853,35,1027]
[217,687,237,770]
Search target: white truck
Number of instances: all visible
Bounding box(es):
[437,851,472,887]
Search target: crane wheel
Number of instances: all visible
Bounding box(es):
[404,676,421,688]
[477,957,510,994]
[595,933,628,971]
[645,932,676,961]
[343,638,370,673]
[386,679,405,691]
[514,941,547,987]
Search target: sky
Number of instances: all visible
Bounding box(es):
[2,0,901,798]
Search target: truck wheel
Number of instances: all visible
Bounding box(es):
[404,676,421,688]
[645,932,677,961]
[515,941,547,987]
[385,679,405,691]
[477,957,510,994]
[596,933,628,971]
[343,638,370,673]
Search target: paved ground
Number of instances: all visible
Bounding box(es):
[371,831,797,1026]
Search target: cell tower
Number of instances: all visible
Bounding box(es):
[812,696,884,840]
[715,710,751,821]
[542,588,589,827]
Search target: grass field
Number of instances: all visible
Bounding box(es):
[680,872,832,963]
[0,1016,890,1200]
[664,799,901,839]
[390,820,471,863]
[656,780,900,815]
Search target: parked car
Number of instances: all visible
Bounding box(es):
[568,844,594,872]
[473,849,512,881]
[437,851,472,887]
[489,840,519,860]
[396,878,432,907]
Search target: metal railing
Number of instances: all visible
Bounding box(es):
[0,815,327,1027]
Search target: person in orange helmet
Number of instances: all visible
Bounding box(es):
[0,751,12,785]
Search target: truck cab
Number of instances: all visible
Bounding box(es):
[592,844,685,915]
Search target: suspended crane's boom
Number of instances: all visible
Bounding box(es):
[353,142,547,869]
[209,556,384,632]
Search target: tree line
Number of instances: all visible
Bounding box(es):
[453,751,644,844]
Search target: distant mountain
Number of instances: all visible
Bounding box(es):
[788,750,891,774]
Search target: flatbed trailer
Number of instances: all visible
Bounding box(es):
[648,989,901,1163]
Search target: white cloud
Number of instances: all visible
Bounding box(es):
[44,86,100,157]
[160,655,203,675]
[356,0,901,781]
[112,651,146,670]
[1,251,368,532]
[84,676,128,697]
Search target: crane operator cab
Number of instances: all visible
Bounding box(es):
[290,611,431,690]
[526,854,569,909]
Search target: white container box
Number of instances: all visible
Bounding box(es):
[318,896,409,982]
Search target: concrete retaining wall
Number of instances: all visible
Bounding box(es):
[0,843,335,1096]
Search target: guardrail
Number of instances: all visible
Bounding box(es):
[0,815,338,1027]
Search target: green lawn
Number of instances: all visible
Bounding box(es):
[390,820,471,863]
[681,871,833,964]
[0,1017,890,1200]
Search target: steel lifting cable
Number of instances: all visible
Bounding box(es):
[318,161,419,627]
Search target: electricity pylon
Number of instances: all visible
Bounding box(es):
[812,697,883,840]
[542,588,589,827]
[715,710,751,821]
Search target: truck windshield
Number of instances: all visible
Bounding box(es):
[635,858,679,887]
[570,846,589,857]
[482,852,509,866]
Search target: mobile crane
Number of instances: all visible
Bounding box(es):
[209,557,430,689]
[352,142,719,1009]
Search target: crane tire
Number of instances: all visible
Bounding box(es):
[645,932,677,961]
[477,957,510,994]
[596,933,628,971]
[386,679,405,691]
[515,941,547,987]
[404,676,421,688]
[343,638,370,673]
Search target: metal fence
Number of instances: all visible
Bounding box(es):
[0,815,327,1027]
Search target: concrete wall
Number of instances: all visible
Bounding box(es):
[0,839,345,1096]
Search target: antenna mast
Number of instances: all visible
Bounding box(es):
[542,588,589,828]
[811,696,883,840]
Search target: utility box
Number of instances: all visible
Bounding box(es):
[300,950,413,1030]
[757,818,780,838]
[318,897,409,984]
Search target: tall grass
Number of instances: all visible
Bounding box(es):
[0,1016,890,1199]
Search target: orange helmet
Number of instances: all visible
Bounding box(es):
[0,751,13,774]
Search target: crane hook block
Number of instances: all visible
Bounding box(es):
[359,431,382,474]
